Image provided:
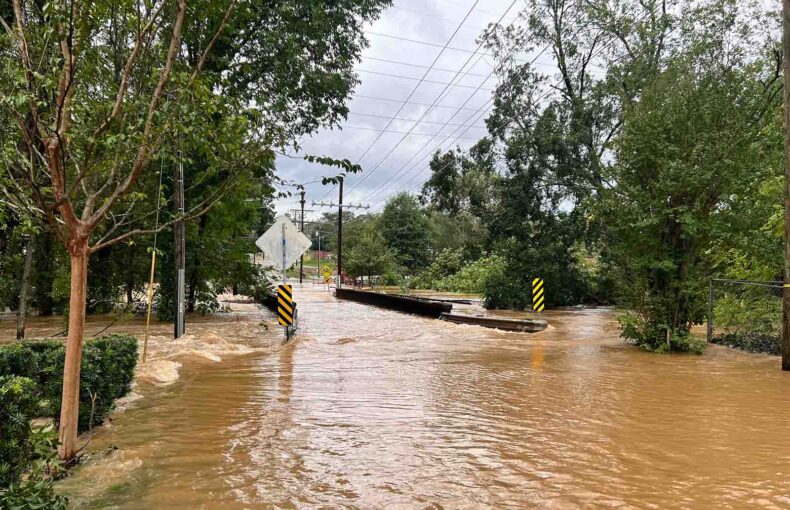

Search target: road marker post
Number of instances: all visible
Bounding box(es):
[256,216,311,341]
[277,284,295,326]
[532,278,545,313]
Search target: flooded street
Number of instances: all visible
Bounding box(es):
[51,285,790,509]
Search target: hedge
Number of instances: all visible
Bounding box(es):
[0,334,138,433]
[0,376,68,508]
[0,376,39,487]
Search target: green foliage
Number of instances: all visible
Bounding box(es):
[412,249,467,289]
[0,424,67,509]
[0,376,67,509]
[601,32,780,350]
[0,336,138,433]
[433,254,505,295]
[379,193,432,272]
[344,231,397,281]
[618,312,706,354]
[0,376,39,486]
[235,266,276,304]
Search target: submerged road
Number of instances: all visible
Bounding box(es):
[60,284,790,509]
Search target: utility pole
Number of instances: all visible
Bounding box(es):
[337,177,343,288]
[784,0,790,370]
[289,195,312,285]
[299,191,306,284]
[313,183,370,289]
[174,154,186,339]
[315,229,322,283]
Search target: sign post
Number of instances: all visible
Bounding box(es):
[256,216,312,341]
[532,278,545,313]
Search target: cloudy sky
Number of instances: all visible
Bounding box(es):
[273,0,548,219]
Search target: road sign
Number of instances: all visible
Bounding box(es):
[322,265,332,278]
[532,278,545,312]
[277,284,294,326]
[255,216,311,271]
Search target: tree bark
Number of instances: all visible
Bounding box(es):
[16,236,34,339]
[58,238,89,461]
[783,0,790,370]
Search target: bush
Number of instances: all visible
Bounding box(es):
[0,377,67,509]
[712,332,780,355]
[0,335,138,432]
[0,424,67,509]
[0,376,39,486]
[434,254,505,294]
[411,248,467,289]
[618,312,706,354]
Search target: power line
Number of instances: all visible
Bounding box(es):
[363,56,493,78]
[347,0,520,195]
[340,124,483,139]
[373,6,659,210]
[348,111,487,129]
[357,68,494,91]
[388,4,490,29]
[364,30,529,63]
[365,9,589,208]
[353,94,483,112]
[363,4,605,206]
[317,0,484,202]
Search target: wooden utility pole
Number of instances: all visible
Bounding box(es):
[784,0,790,371]
[337,177,344,288]
[312,183,369,289]
[174,156,186,339]
[299,191,306,284]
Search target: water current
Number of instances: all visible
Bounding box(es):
[5,285,790,509]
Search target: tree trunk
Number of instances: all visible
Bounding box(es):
[783,0,790,370]
[35,232,54,316]
[58,238,89,461]
[16,237,34,339]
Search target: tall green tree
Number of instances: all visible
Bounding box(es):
[345,230,396,283]
[0,0,389,459]
[601,15,782,350]
[379,193,432,272]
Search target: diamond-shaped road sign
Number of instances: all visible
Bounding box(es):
[255,216,312,271]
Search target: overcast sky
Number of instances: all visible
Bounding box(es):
[273,0,546,220]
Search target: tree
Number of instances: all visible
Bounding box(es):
[379,193,432,272]
[601,10,781,350]
[0,0,390,460]
[344,230,396,283]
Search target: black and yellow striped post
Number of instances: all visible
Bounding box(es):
[277,284,295,326]
[532,278,545,312]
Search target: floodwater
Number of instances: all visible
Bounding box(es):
[23,285,790,508]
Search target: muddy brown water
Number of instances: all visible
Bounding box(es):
[4,287,790,509]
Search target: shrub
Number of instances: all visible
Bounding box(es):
[411,248,467,289]
[0,424,67,509]
[619,312,706,354]
[0,376,39,486]
[433,254,505,294]
[712,332,780,355]
[0,335,138,432]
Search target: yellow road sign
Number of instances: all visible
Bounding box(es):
[532,278,545,312]
[322,264,332,278]
[277,284,294,326]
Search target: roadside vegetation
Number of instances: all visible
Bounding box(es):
[340,0,784,357]
[0,334,137,508]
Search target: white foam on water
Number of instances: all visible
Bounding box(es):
[136,359,182,385]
